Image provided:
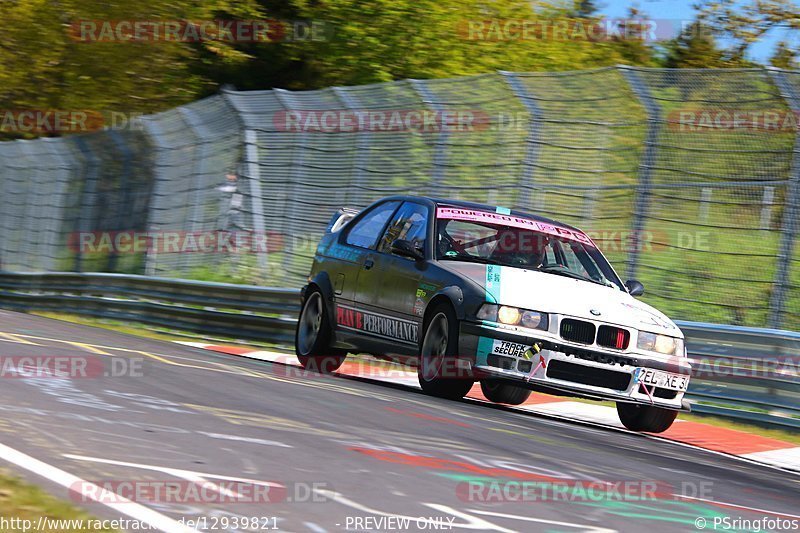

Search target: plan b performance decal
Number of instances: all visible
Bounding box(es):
[337,306,419,344]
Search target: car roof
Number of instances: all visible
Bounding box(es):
[381,195,585,233]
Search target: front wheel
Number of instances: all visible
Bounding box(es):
[417,304,473,400]
[295,289,346,373]
[480,380,532,405]
[617,402,678,433]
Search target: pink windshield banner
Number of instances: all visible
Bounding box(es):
[436,207,595,247]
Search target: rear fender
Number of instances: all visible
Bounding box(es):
[305,272,338,335]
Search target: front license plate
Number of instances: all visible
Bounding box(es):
[491,340,529,359]
[636,368,689,392]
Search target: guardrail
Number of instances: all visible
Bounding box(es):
[1,272,797,429]
[0,272,299,343]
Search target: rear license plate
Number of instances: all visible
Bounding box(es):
[491,340,529,359]
[636,368,689,392]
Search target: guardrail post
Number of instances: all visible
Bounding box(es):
[767,69,800,329]
[410,79,447,197]
[619,66,661,281]
[500,71,543,209]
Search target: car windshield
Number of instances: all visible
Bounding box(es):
[436,206,624,290]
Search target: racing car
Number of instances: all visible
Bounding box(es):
[295,196,691,432]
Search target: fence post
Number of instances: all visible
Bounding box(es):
[243,128,268,271]
[107,130,134,272]
[619,66,661,281]
[273,88,315,286]
[767,69,800,329]
[500,71,542,209]
[410,79,447,196]
[333,86,369,208]
[72,137,100,273]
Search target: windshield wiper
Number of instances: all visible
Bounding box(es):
[539,265,613,288]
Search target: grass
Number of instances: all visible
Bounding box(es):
[0,468,117,532]
[29,311,800,446]
[30,311,290,351]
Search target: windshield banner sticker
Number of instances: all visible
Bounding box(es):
[437,207,595,247]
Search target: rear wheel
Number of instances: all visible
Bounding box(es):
[295,289,346,373]
[418,304,473,400]
[616,402,678,433]
[480,380,532,405]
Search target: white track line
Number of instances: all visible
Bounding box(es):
[0,442,194,533]
[179,343,800,475]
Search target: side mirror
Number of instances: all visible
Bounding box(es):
[626,279,645,297]
[391,239,424,261]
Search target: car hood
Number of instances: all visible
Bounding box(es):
[438,261,682,337]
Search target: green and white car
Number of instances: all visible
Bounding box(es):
[296,196,692,433]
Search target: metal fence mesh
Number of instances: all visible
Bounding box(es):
[0,66,798,329]
[629,68,796,327]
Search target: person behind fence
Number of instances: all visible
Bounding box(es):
[216,169,247,232]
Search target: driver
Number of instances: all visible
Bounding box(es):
[491,229,548,268]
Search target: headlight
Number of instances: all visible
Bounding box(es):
[476,304,548,331]
[498,306,521,325]
[476,304,498,321]
[521,310,545,329]
[637,332,683,355]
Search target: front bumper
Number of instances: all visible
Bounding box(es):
[460,321,692,411]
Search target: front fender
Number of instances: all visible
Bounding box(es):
[430,285,466,319]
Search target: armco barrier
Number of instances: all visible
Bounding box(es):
[0,272,797,429]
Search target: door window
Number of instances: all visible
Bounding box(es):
[344,201,401,249]
[378,202,429,256]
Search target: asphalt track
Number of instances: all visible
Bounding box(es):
[0,309,798,533]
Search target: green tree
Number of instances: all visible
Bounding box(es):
[0,0,264,139]
[664,21,726,68]
[609,6,660,67]
[696,0,799,63]
[573,0,600,18]
[770,41,798,69]
[277,0,655,88]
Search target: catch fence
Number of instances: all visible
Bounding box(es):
[0,66,798,330]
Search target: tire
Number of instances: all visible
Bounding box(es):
[616,402,678,433]
[295,289,346,373]
[417,303,473,400]
[480,380,532,405]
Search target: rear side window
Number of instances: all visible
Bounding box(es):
[344,201,401,249]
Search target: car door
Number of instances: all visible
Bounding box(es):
[353,201,430,354]
[332,200,401,340]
